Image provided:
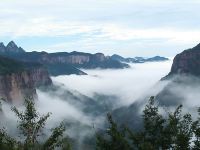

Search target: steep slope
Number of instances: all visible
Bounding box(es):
[165,43,200,79]
[156,43,200,106]
[0,55,52,103]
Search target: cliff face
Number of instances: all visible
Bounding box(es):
[0,72,36,104]
[29,68,52,87]
[0,67,52,104]
[0,55,52,103]
[165,43,200,78]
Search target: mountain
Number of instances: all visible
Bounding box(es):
[0,41,129,76]
[111,44,200,130]
[0,55,52,103]
[111,54,169,63]
[0,41,25,53]
[111,54,126,62]
[157,42,200,105]
[146,56,169,62]
[114,42,200,129]
[164,43,200,79]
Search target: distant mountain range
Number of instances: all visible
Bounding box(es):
[0,41,170,103]
[111,54,169,63]
[0,41,169,76]
[0,41,130,75]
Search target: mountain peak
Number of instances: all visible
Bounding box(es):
[192,43,200,51]
[6,41,25,53]
[0,42,4,46]
[7,40,17,46]
[0,42,6,53]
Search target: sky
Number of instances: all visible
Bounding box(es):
[0,0,200,57]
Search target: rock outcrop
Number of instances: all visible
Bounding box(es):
[165,43,200,79]
[0,56,52,104]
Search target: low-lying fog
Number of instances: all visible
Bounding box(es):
[52,61,172,106]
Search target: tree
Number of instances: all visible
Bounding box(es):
[0,128,19,150]
[141,96,166,149]
[165,105,192,150]
[96,96,195,150]
[0,98,71,150]
[96,113,131,150]
[192,107,200,150]
[0,101,2,112]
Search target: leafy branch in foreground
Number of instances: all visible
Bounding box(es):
[96,96,199,150]
[0,98,71,150]
[96,113,130,150]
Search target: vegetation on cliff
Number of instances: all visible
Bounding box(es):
[0,55,42,75]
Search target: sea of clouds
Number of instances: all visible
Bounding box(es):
[1,60,175,149]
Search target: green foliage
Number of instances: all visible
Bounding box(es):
[0,100,2,112]
[0,128,19,150]
[96,96,199,150]
[96,114,131,150]
[141,96,165,149]
[0,98,71,150]
[43,122,71,150]
[192,108,200,150]
[166,105,192,150]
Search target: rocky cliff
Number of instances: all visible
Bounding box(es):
[0,56,52,104]
[165,43,200,79]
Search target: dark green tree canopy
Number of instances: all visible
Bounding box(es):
[96,97,200,150]
[0,98,71,150]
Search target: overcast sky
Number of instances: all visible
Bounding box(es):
[0,0,200,57]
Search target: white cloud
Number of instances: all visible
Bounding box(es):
[52,61,172,106]
[1,0,200,56]
[100,24,200,44]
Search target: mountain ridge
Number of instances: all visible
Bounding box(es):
[0,41,129,76]
[111,54,169,63]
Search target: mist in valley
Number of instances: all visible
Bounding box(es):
[3,59,200,149]
[52,61,172,106]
